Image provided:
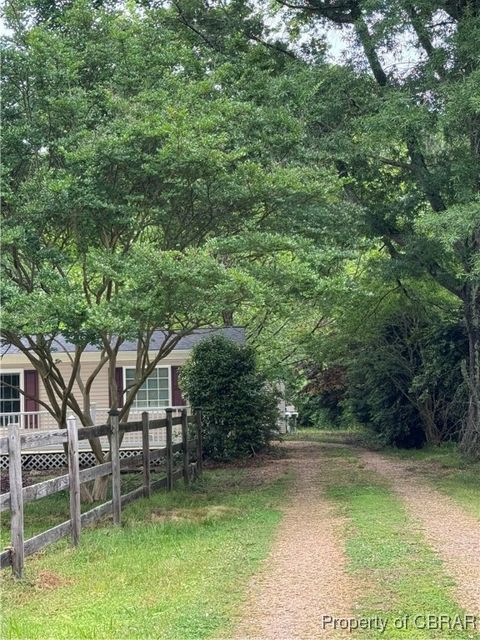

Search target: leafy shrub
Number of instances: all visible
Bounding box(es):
[348,349,426,448]
[180,336,278,461]
[346,309,467,448]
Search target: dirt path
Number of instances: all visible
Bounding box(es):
[359,450,480,614]
[233,441,356,640]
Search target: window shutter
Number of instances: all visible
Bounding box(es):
[115,367,124,408]
[171,366,186,407]
[24,370,39,428]
[24,370,39,411]
[109,367,124,408]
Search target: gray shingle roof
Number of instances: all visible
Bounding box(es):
[1,327,245,356]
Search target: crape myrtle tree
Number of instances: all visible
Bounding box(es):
[1,0,338,496]
[209,231,354,383]
[271,0,480,456]
[162,1,363,382]
[1,2,264,424]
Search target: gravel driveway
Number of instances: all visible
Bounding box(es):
[233,441,357,639]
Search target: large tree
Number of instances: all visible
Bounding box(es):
[1,0,336,484]
[271,0,480,455]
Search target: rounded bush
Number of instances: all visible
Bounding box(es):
[180,336,278,460]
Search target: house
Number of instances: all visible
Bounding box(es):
[0,327,246,434]
[0,326,292,471]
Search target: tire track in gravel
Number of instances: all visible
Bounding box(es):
[233,441,357,640]
[359,450,480,615]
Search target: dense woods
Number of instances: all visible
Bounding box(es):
[1,0,479,457]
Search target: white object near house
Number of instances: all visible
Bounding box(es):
[275,386,298,434]
[285,405,299,433]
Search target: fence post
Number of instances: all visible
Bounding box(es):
[8,421,24,578]
[67,415,81,546]
[165,408,173,491]
[142,411,151,498]
[181,408,189,486]
[109,409,121,525]
[194,408,203,478]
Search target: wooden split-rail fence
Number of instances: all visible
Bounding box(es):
[0,407,203,578]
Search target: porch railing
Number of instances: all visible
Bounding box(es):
[0,406,188,450]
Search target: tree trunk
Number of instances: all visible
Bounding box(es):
[92,468,110,502]
[460,281,480,457]
[418,399,442,446]
[80,483,94,503]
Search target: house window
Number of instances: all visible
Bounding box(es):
[125,367,170,409]
[0,373,21,424]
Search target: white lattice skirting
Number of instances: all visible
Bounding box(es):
[0,449,147,471]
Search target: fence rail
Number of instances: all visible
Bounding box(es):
[0,407,189,451]
[0,408,203,578]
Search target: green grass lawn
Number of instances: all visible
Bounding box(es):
[321,447,478,640]
[381,444,480,520]
[2,436,478,640]
[1,472,166,544]
[291,429,480,520]
[284,428,366,445]
[1,467,290,640]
